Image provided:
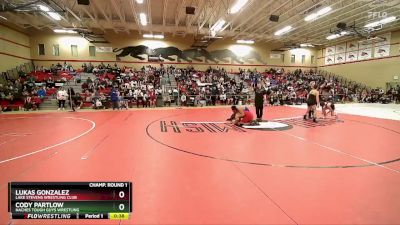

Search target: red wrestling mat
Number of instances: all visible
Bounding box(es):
[1,106,399,225]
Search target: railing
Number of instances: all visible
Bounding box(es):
[385,81,400,90]
[1,62,34,84]
[78,94,254,109]
[316,69,371,90]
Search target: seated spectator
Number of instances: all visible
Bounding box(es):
[74,92,83,109]
[163,94,171,107]
[46,77,55,88]
[37,86,47,99]
[24,95,33,111]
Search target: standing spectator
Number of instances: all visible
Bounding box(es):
[149,90,156,107]
[220,92,227,105]
[110,88,119,110]
[180,93,187,106]
[68,88,76,111]
[173,88,179,105]
[24,95,32,111]
[37,86,46,99]
[119,93,129,110]
[136,91,144,108]
[143,92,150,107]
[57,87,68,110]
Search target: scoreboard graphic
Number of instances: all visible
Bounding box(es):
[8,182,132,220]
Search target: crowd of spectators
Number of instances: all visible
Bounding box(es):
[1,63,400,112]
[74,64,162,110]
[241,68,400,105]
[173,67,400,106]
[0,63,75,112]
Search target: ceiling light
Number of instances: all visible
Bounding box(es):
[316,6,332,16]
[54,29,77,34]
[300,43,314,47]
[136,0,144,3]
[364,21,380,28]
[211,19,226,32]
[304,14,318,21]
[153,34,164,39]
[326,34,340,40]
[143,34,164,39]
[304,6,332,21]
[38,5,50,12]
[274,26,292,35]
[229,0,248,14]
[380,16,396,24]
[236,39,254,44]
[326,29,350,40]
[365,16,397,28]
[48,12,61,21]
[139,13,147,26]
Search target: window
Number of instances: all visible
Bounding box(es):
[311,55,315,64]
[89,46,96,57]
[301,55,305,64]
[52,44,59,56]
[38,44,45,55]
[291,54,295,63]
[71,45,78,56]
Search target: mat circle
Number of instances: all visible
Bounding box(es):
[146,114,400,169]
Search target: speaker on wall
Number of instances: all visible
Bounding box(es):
[77,0,90,5]
[337,22,347,30]
[186,6,195,15]
[269,15,279,22]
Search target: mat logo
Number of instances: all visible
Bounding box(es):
[242,121,293,131]
[160,121,247,133]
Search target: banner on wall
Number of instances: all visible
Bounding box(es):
[359,42,372,50]
[325,55,335,65]
[335,44,346,54]
[346,41,358,52]
[326,46,335,56]
[335,53,346,63]
[358,48,372,60]
[270,53,281,59]
[375,33,391,47]
[346,51,358,62]
[96,47,113,52]
[374,45,390,58]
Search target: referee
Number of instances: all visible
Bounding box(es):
[254,86,269,121]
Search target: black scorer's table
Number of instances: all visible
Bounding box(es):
[8,182,132,220]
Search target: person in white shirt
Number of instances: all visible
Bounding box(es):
[57,87,68,110]
[180,93,187,106]
[220,92,227,105]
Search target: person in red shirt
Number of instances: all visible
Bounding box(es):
[149,90,156,107]
[227,105,254,126]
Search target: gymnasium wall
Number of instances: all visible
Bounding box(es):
[29,32,317,72]
[0,24,31,72]
[317,30,400,88]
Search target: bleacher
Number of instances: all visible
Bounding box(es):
[0,62,77,111]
